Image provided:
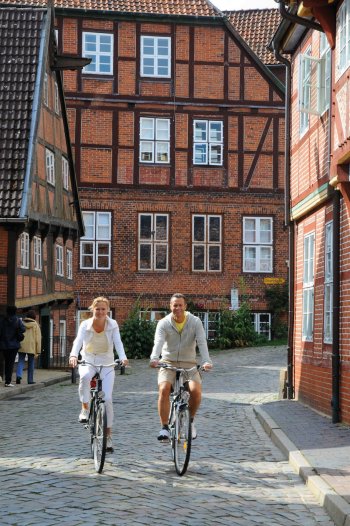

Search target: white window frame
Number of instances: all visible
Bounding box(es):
[139,310,167,322]
[252,312,271,341]
[139,118,170,164]
[46,149,55,186]
[59,320,66,357]
[62,156,69,190]
[80,211,111,270]
[319,33,331,114]
[54,81,60,114]
[141,36,171,78]
[194,311,220,340]
[243,217,273,273]
[193,120,223,166]
[33,236,42,271]
[302,233,315,341]
[20,232,30,269]
[66,249,73,280]
[82,32,113,75]
[192,214,222,272]
[56,244,64,277]
[324,221,333,343]
[138,213,169,271]
[43,73,49,106]
[299,47,322,135]
[337,0,350,77]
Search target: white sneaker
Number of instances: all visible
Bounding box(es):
[191,422,197,439]
[106,436,114,453]
[5,383,15,387]
[158,428,170,442]
[78,408,89,423]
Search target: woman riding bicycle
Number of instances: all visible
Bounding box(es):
[69,296,129,453]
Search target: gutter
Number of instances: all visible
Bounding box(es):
[19,9,50,218]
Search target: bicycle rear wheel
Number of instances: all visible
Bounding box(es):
[93,403,107,473]
[174,406,191,476]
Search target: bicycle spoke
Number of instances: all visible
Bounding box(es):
[174,407,191,476]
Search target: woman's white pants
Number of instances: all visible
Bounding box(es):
[78,364,115,427]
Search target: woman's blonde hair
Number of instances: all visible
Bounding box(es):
[88,296,110,311]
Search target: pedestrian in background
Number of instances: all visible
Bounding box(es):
[16,310,42,385]
[0,305,26,387]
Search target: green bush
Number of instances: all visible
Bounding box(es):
[215,302,258,349]
[120,301,156,359]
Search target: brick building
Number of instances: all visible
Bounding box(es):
[271,0,350,423]
[0,6,85,369]
[9,1,287,345]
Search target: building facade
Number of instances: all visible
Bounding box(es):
[0,6,85,369]
[272,0,350,422]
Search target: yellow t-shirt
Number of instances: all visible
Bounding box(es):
[174,312,188,334]
[85,330,109,355]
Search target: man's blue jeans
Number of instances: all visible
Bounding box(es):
[17,353,35,383]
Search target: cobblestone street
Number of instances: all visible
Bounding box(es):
[0,346,335,525]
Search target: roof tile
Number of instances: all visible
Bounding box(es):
[225,8,282,65]
[0,7,45,218]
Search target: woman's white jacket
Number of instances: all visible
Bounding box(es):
[70,316,127,365]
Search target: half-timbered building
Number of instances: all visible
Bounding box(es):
[8,1,287,345]
[0,6,85,371]
[271,0,350,423]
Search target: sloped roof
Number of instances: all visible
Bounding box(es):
[0,7,46,218]
[225,8,281,65]
[0,0,222,17]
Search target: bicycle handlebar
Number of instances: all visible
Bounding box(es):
[78,359,124,369]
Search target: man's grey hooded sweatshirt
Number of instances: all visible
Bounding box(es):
[150,312,212,364]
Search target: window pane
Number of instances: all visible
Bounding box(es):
[209,144,222,165]
[81,242,94,268]
[208,245,220,271]
[194,143,207,164]
[209,216,220,242]
[97,243,110,268]
[97,213,110,239]
[156,119,169,140]
[193,245,205,270]
[157,38,169,53]
[260,246,272,272]
[155,244,167,270]
[244,218,256,243]
[244,246,256,271]
[194,121,207,141]
[193,216,205,242]
[155,215,167,241]
[82,212,95,239]
[209,122,222,142]
[140,142,154,162]
[140,244,152,269]
[260,219,272,243]
[140,215,152,239]
[140,118,154,140]
[156,142,169,163]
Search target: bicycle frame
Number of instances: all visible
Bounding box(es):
[157,363,202,476]
[78,359,122,473]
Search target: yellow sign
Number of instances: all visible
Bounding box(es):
[264,277,285,285]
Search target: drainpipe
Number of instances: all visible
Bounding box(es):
[271,3,294,399]
[332,189,340,423]
[278,1,323,33]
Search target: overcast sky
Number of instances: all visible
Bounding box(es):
[211,0,277,10]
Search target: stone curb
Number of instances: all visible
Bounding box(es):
[254,405,350,526]
[0,374,71,401]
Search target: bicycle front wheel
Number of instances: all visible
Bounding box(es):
[93,403,107,473]
[174,406,192,476]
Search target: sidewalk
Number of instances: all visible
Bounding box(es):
[0,367,71,400]
[254,401,350,526]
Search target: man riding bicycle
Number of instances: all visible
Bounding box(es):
[150,293,213,441]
